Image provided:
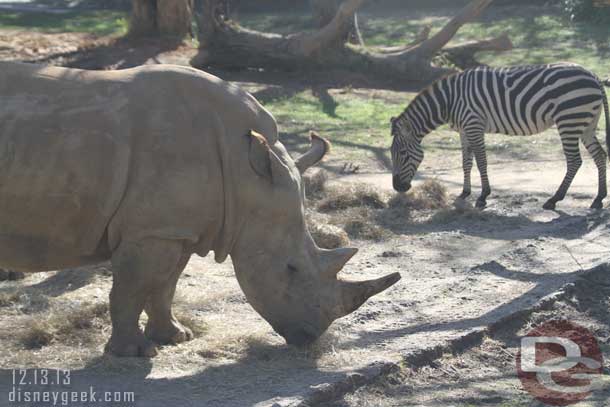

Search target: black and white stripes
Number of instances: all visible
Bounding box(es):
[390,63,610,209]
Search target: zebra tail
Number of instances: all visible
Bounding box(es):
[599,79,610,160]
[603,82,610,160]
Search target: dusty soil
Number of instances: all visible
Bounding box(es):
[326,266,610,406]
[1,25,610,407]
[1,152,609,406]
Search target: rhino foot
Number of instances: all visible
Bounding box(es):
[145,318,193,345]
[104,332,158,357]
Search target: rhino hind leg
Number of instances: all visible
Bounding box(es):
[105,238,185,357]
[144,253,194,345]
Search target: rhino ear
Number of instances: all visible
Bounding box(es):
[248,130,293,186]
[248,130,273,180]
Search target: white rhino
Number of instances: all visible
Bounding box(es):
[0,62,400,356]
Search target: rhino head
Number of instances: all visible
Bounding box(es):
[228,130,401,346]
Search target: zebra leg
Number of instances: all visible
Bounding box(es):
[581,126,607,209]
[469,134,491,209]
[543,136,583,210]
[459,133,473,199]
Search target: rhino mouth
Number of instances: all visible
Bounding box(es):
[277,323,321,347]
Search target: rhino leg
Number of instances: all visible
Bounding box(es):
[105,238,184,357]
[144,253,194,345]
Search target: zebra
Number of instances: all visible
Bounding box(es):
[390,63,610,210]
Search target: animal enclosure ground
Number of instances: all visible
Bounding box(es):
[1,160,610,406]
[1,2,610,406]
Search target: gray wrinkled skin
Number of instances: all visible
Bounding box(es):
[0,62,400,356]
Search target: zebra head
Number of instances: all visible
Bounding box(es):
[390,116,423,193]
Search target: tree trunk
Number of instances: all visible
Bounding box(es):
[130,0,157,36]
[157,0,193,37]
[130,0,193,38]
[310,0,362,45]
[193,0,512,83]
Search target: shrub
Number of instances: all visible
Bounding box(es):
[561,0,610,23]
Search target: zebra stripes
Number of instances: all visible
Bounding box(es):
[390,63,610,209]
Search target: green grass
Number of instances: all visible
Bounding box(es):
[248,5,609,164]
[0,10,128,36]
[264,90,405,161]
[0,5,607,166]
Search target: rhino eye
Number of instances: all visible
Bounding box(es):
[287,264,298,274]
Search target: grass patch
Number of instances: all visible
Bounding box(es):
[269,89,405,162]
[0,10,128,36]
[253,5,607,164]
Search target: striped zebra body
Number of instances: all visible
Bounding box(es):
[391,63,610,209]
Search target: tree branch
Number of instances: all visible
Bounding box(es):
[416,0,493,57]
[443,33,512,55]
[294,0,367,56]
[377,25,431,54]
[441,33,513,69]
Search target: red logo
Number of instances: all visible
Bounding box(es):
[516,320,603,406]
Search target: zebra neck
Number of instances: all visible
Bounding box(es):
[405,85,448,139]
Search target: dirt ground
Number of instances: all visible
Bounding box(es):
[1,19,610,407]
[1,151,609,406]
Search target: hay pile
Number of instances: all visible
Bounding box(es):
[317,183,386,212]
[308,223,350,249]
[388,179,448,211]
[302,168,328,200]
[301,167,455,241]
[304,175,451,242]
[20,302,109,349]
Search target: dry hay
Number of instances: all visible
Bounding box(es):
[303,168,328,200]
[309,223,351,249]
[0,291,21,307]
[341,207,387,241]
[303,180,452,242]
[20,302,109,349]
[387,179,449,211]
[317,183,386,212]
[174,309,208,336]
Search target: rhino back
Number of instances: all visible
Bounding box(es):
[103,65,279,257]
[0,62,131,268]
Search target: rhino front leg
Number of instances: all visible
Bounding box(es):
[105,238,184,357]
[144,253,194,345]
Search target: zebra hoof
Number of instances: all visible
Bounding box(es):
[590,200,603,210]
[542,200,556,210]
[475,199,486,209]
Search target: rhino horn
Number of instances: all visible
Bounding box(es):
[320,247,358,278]
[337,273,401,318]
[295,132,330,174]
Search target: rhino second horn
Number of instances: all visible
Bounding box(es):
[295,132,330,174]
[320,247,358,278]
[338,272,401,317]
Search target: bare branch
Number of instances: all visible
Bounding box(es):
[416,0,493,56]
[377,25,431,54]
[441,33,513,69]
[295,0,367,56]
[443,33,513,55]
